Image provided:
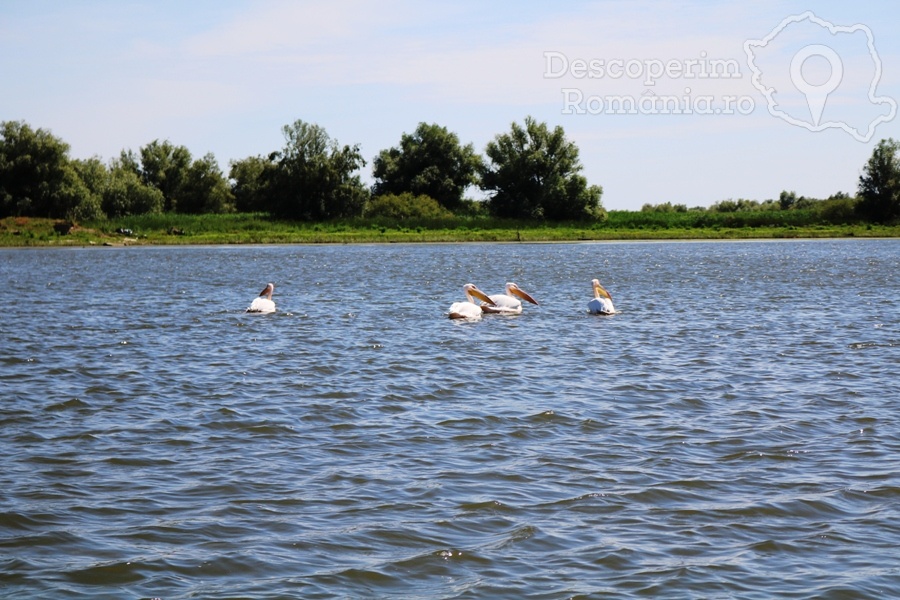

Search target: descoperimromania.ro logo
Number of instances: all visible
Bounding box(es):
[744,11,895,142]
[545,12,897,141]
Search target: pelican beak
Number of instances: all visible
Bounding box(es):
[593,283,611,300]
[471,289,496,306]
[512,287,539,305]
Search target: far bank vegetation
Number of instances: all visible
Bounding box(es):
[1,118,899,244]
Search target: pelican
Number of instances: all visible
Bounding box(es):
[246,283,276,313]
[588,278,616,315]
[449,284,495,320]
[481,282,539,315]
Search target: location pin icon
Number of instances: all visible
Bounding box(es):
[790,44,843,127]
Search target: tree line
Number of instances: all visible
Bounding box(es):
[636,139,900,225]
[0,117,603,223]
[1,118,899,225]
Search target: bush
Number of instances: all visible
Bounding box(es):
[816,196,858,224]
[365,193,453,220]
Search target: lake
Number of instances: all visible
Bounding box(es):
[1,239,898,599]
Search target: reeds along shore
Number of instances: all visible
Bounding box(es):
[1,213,898,247]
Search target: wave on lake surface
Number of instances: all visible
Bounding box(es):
[1,239,899,598]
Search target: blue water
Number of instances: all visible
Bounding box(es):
[2,239,899,599]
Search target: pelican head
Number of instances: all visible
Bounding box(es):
[259,283,274,299]
[464,283,495,306]
[449,283,495,319]
[591,278,611,300]
[505,282,539,305]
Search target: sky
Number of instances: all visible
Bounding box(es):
[2,0,899,211]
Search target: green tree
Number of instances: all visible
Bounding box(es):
[138,140,192,212]
[69,157,107,221]
[72,157,107,199]
[641,201,688,213]
[178,153,234,214]
[117,149,142,176]
[779,190,797,210]
[0,120,86,218]
[102,159,165,217]
[372,123,480,212]
[480,116,604,221]
[857,138,900,223]
[229,155,273,213]
[266,120,368,220]
[711,198,761,213]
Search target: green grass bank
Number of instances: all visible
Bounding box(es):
[2,212,898,247]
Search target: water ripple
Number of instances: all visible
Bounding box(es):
[1,240,899,598]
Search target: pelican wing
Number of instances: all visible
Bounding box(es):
[247,297,276,313]
[448,301,483,320]
[482,283,538,315]
[588,297,615,315]
[488,294,521,310]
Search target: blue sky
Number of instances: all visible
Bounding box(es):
[3,1,899,211]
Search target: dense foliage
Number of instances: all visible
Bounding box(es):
[372,122,480,212]
[481,116,605,221]
[1,117,898,228]
[260,120,369,220]
[0,121,234,220]
[0,121,87,219]
[364,192,453,220]
[857,138,900,223]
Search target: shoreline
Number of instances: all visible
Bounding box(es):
[3,232,898,249]
[2,216,898,248]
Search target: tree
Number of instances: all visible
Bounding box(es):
[857,138,900,223]
[229,155,273,213]
[266,120,368,220]
[102,159,164,218]
[779,190,797,210]
[138,140,192,212]
[710,198,767,213]
[0,120,84,218]
[642,201,687,213]
[68,157,107,221]
[372,123,481,212]
[480,116,604,221]
[116,149,142,177]
[178,153,234,214]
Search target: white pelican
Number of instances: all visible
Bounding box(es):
[246,283,276,313]
[481,282,539,315]
[588,278,616,315]
[448,284,495,320]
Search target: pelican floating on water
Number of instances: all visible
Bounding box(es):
[449,284,495,320]
[481,282,539,315]
[246,283,276,313]
[587,278,616,315]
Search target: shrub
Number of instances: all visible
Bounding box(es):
[365,193,453,220]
